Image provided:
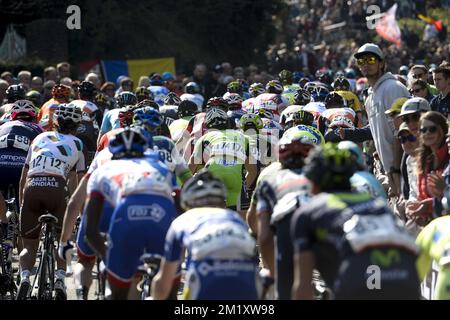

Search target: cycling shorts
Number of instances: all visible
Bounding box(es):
[182,259,261,300]
[105,194,176,288]
[206,162,243,208]
[20,175,69,239]
[333,249,421,300]
[76,202,114,260]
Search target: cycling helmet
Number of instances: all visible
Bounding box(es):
[315,69,334,85]
[55,103,83,131]
[337,141,365,170]
[133,106,163,131]
[10,100,37,121]
[224,92,243,108]
[329,115,355,129]
[239,79,249,93]
[293,88,311,105]
[78,81,97,99]
[135,86,152,102]
[117,91,138,108]
[292,71,304,84]
[51,84,71,101]
[180,170,227,210]
[278,125,324,169]
[325,92,346,109]
[94,92,112,110]
[118,106,136,128]
[25,90,42,108]
[265,80,283,94]
[227,81,242,94]
[399,65,409,76]
[185,82,200,94]
[177,99,198,118]
[284,110,315,129]
[163,92,181,106]
[108,127,148,160]
[331,76,351,91]
[278,69,293,85]
[206,97,229,111]
[310,86,330,102]
[205,107,228,128]
[149,74,164,86]
[6,84,26,103]
[258,108,274,120]
[303,143,356,190]
[344,68,356,79]
[249,82,265,97]
[239,113,263,131]
[136,99,159,110]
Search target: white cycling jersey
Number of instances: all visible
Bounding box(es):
[87,157,176,207]
[25,131,85,179]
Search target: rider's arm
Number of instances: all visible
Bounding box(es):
[257,210,275,275]
[188,137,206,173]
[19,164,29,207]
[292,251,315,300]
[244,137,257,189]
[152,259,179,300]
[60,174,89,242]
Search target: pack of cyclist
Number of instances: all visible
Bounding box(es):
[0,43,449,300]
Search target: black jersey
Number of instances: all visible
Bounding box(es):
[291,192,421,299]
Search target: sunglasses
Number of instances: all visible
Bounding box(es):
[356,56,378,66]
[402,113,421,123]
[412,73,425,79]
[409,87,424,94]
[399,134,417,144]
[420,125,438,134]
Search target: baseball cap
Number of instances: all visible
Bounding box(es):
[385,97,409,116]
[354,43,384,60]
[398,97,430,117]
[397,122,412,136]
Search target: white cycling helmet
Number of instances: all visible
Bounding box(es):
[205,107,228,128]
[11,100,37,120]
[55,103,83,124]
[180,170,227,210]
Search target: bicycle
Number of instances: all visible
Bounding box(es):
[27,213,59,300]
[136,253,161,300]
[0,228,16,300]
[93,257,106,300]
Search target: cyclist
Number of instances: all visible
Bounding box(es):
[416,213,450,300]
[255,124,324,299]
[5,84,26,103]
[291,143,421,299]
[279,69,301,105]
[38,84,71,131]
[17,104,86,300]
[135,86,153,103]
[180,81,204,112]
[188,107,257,212]
[148,74,170,107]
[83,128,177,299]
[169,99,197,145]
[160,92,181,127]
[332,76,364,127]
[337,141,387,200]
[25,90,43,109]
[242,82,265,112]
[132,105,192,185]
[0,100,43,268]
[98,91,138,143]
[152,170,260,300]
[224,92,245,129]
[252,80,288,121]
[71,81,102,165]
